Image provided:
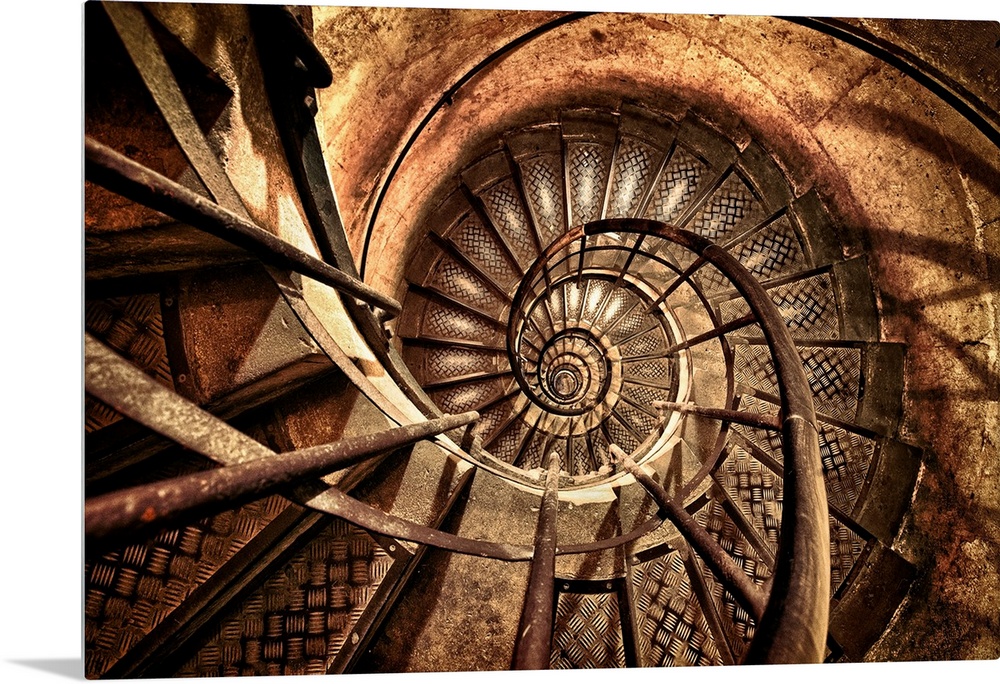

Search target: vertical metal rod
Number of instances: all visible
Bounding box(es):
[461,419,480,453]
[512,450,561,670]
[591,246,633,328]
[614,233,647,284]
[612,447,767,623]
[513,412,544,469]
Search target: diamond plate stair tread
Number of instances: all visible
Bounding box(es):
[729,339,908,436]
[85,473,290,678]
[719,270,841,340]
[733,343,863,423]
[85,293,175,433]
[517,152,567,247]
[489,416,531,465]
[691,498,771,662]
[418,298,504,346]
[730,213,809,282]
[550,590,627,668]
[732,394,877,514]
[645,146,708,226]
[428,253,507,317]
[567,141,611,228]
[688,172,767,245]
[416,346,507,386]
[479,178,538,269]
[357,468,539,672]
[518,428,549,470]
[173,519,393,677]
[475,396,519,444]
[428,376,510,415]
[605,414,640,452]
[607,136,659,219]
[631,550,724,667]
[716,443,867,596]
[448,212,522,292]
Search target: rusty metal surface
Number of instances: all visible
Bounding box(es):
[102,2,247,215]
[82,5,988,672]
[175,519,392,677]
[85,334,535,560]
[85,293,174,433]
[511,450,561,669]
[84,482,290,678]
[86,333,478,542]
[98,503,327,679]
[255,5,333,89]
[85,409,478,543]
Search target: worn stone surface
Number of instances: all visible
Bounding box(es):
[358,468,536,672]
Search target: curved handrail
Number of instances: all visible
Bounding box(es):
[84,138,401,318]
[583,218,830,664]
[503,218,830,662]
[88,4,832,662]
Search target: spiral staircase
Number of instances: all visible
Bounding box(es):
[387,103,917,669]
[82,3,1000,679]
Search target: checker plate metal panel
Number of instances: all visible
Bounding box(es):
[85,294,174,432]
[645,148,706,224]
[85,456,288,679]
[175,520,393,677]
[550,590,626,668]
[632,551,723,667]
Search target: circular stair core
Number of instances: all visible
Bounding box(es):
[396,107,774,495]
[392,102,918,594]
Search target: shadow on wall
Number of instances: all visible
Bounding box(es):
[840,103,999,404]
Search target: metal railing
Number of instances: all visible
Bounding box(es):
[503,218,831,663]
[85,2,830,671]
